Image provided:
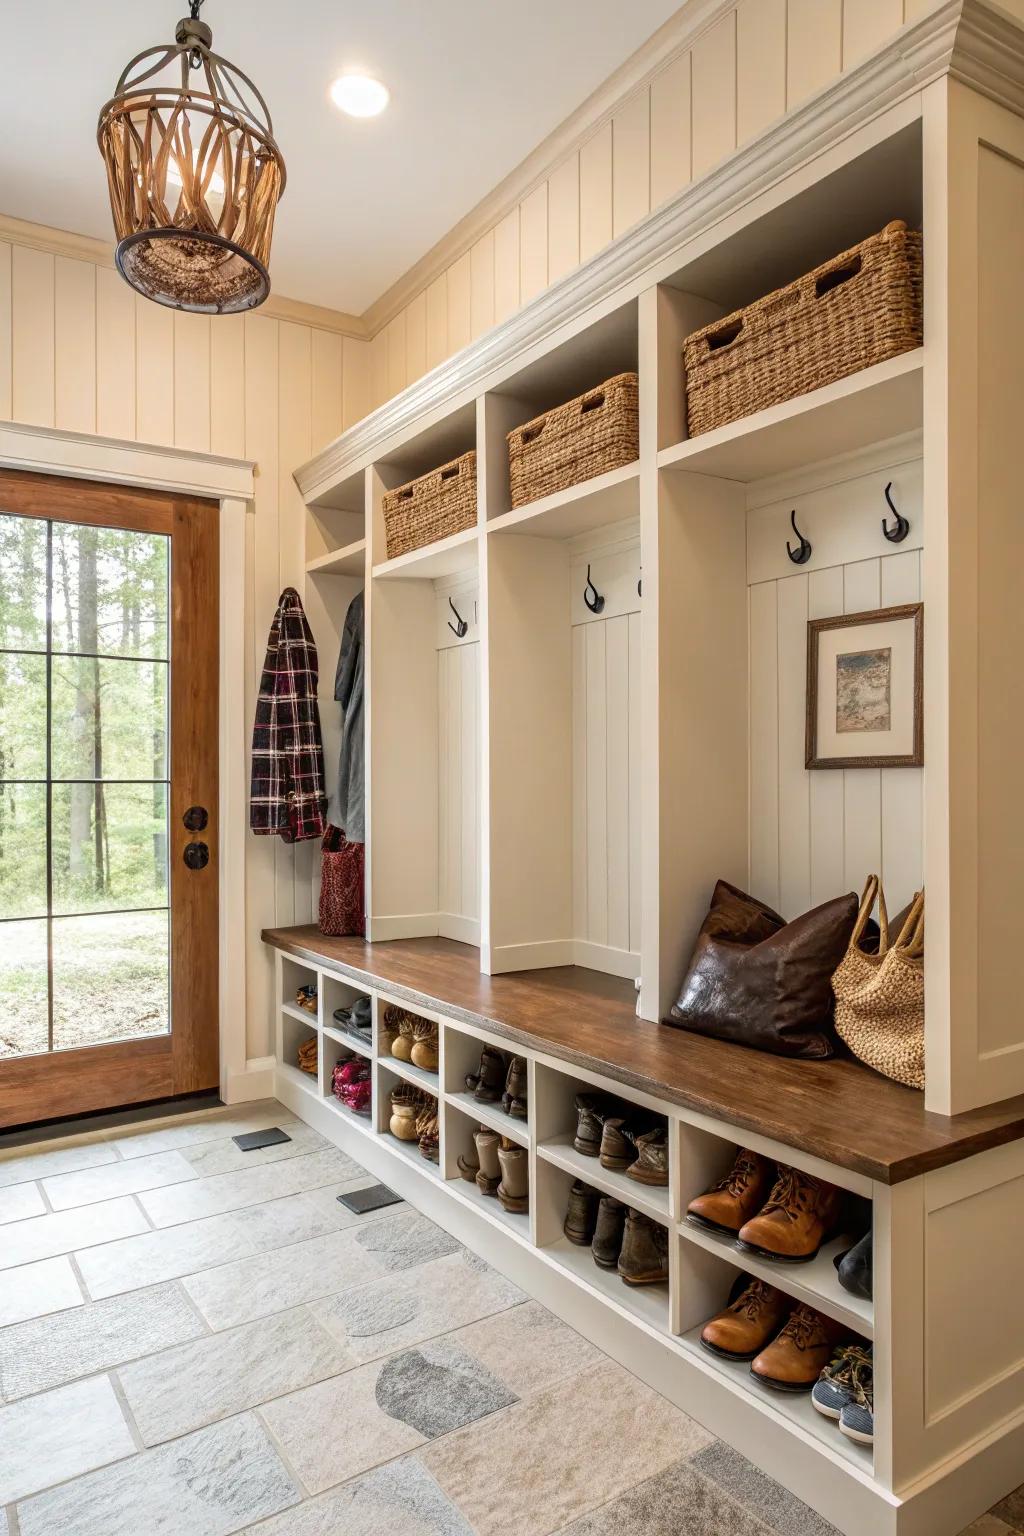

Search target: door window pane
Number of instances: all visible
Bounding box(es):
[0,783,47,919]
[0,919,48,1058]
[52,910,169,1051]
[51,657,168,782]
[51,783,168,915]
[0,653,46,781]
[0,513,47,652]
[51,523,169,660]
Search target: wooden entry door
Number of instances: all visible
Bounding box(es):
[0,470,219,1128]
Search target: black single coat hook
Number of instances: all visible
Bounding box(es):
[447,596,469,638]
[583,564,605,614]
[786,509,812,565]
[882,481,910,544]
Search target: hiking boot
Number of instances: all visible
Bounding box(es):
[812,1344,873,1421]
[502,1056,529,1119]
[686,1149,774,1236]
[456,1136,480,1183]
[497,1143,529,1213]
[750,1304,849,1391]
[626,1126,669,1187]
[466,1046,506,1103]
[599,1116,651,1171]
[574,1093,616,1157]
[739,1166,843,1263]
[564,1180,601,1245]
[474,1128,501,1196]
[592,1195,627,1268]
[410,1019,439,1073]
[617,1210,669,1286]
[700,1278,790,1360]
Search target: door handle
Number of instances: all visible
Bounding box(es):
[183,805,208,831]
[183,841,210,871]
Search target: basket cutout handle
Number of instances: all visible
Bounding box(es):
[815,254,862,298]
[397,487,415,501]
[439,462,461,482]
[705,320,743,353]
[521,419,546,445]
[580,389,606,414]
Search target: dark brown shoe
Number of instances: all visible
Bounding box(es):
[564,1180,601,1245]
[474,1128,501,1196]
[574,1093,615,1157]
[466,1046,506,1103]
[700,1278,790,1360]
[686,1149,774,1236]
[617,1210,669,1287]
[592,1195,627,1268]
[598,1115,653,1171]
[626,1127,669,1187]
[502,1056,528,1119]
[738,1166,843,1263]
[750,1304,850,1392]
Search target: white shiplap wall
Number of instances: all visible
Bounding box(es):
[437,582,481,943]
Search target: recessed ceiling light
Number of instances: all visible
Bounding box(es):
[330,74,390,118]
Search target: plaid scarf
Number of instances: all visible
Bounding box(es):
[250,587,327,842]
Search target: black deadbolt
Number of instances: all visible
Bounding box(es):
[183,841,209,870]
[183,805,208,832]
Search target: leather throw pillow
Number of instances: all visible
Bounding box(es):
[664,879,859,1060]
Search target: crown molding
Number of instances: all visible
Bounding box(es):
[296,1,970,505]
[0,417,255,501]
[0,213,367,339]
[948,0,1024,111]
[360,0,732,336]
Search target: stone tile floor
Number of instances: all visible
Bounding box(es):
[0,1099,1019,1536]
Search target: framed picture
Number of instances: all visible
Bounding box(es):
[806,603,923,769]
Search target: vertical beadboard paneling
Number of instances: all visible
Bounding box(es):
[520,183,549,305]
[612,89,651,238]
[493,208,520,325]
[136,301,174,444]
[342,336,371,429]
[438,649,457,917]
[737,0,787,144]
[173,311,211,453]
[777,573,810,916]
[627,611,642,956]
[843,0,903,67]
[437,640,480,926]
[461,642,480,921]
[279,322,315,922]
[787,0,842,108]
[807,566,845,906]
[385,310,407,400]
[842,559,882,898]
[584,621,608,947]
[571,628,587,942]
[880,549,924,910]
[426,275,447,371]
[369,327,388,410]
[311,329,343,455]
[405,291,427,384]
[12,246,55,427]
[748,581,780,908]
[447,251,472,355]
[54,257,96,434]
[469,233,495,342]
[903,0,935,16]
[605,615,631,953]
[0,242,11,420]
[210,314,245,458]
[547,155,580,284]
[650,52,692,209]
[95,268,136,440]
[692,13,737,180]
[579,124,613,263]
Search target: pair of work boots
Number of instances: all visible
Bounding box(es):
[465,1046,528,1120]
[700,1276,855,1394]
[574,1094,669,1188]
[386,1009,439,1073]
[564,1179,669,1286]
[686,1149,843,1264]
[458,1127,529,1213]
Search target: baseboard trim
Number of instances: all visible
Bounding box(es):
[367,913,440,942]
[437,913,480,946]
[573,940,640,981]
[225,1056,275,1103]
[485,939,576,974]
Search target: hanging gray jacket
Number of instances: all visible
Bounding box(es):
[333,591,365,843]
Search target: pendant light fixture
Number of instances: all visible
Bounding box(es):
[97,0,286,314]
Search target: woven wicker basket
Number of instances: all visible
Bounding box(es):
[683,221,923,438]
[507,372,639,509]
[381,451,477,560]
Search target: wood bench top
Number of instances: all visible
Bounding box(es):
[262,926,1024,1184]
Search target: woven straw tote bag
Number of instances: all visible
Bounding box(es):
[832,875,925,1089]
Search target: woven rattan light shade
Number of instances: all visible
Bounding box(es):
[97,6,285,314]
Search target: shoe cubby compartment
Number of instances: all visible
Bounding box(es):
[533,1063,671,1225]
[442,1023,530,1146]
[319,1029,367,1114]
[375,1061,443,1183]
[375,993,442,1094]
[320,973,373,1059]
[277,1008,319,1100]
[280,955,320,1025]
[443,1098,531,1237]
[675,1121,873,1338]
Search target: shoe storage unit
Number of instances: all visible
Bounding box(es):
[267,19,1024,1536]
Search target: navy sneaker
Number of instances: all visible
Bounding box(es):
[811,1344,873,1422]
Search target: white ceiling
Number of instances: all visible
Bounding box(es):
[3,1,682,315]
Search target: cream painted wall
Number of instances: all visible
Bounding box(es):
[0,237,372,1061]
[363,0,930,411]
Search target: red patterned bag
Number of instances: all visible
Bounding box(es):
[319,826,365,937]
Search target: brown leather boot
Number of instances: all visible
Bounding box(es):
[564,1180,601,1245]
[700,1278,790,1361]
[466,1046,506,1103]
[592,1196,627,1268]
[574,1093,615,1156]
[750,1304,850,1391]
[686,1149,774,1235]
[626,1127,669,1187]
[474,1128,501,1196]
[502,1056,528,1119]
[456,1136,480,1183]
[497,1143,529,1214]
[738,1166,843,1262]
[617,1210,669,1287]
